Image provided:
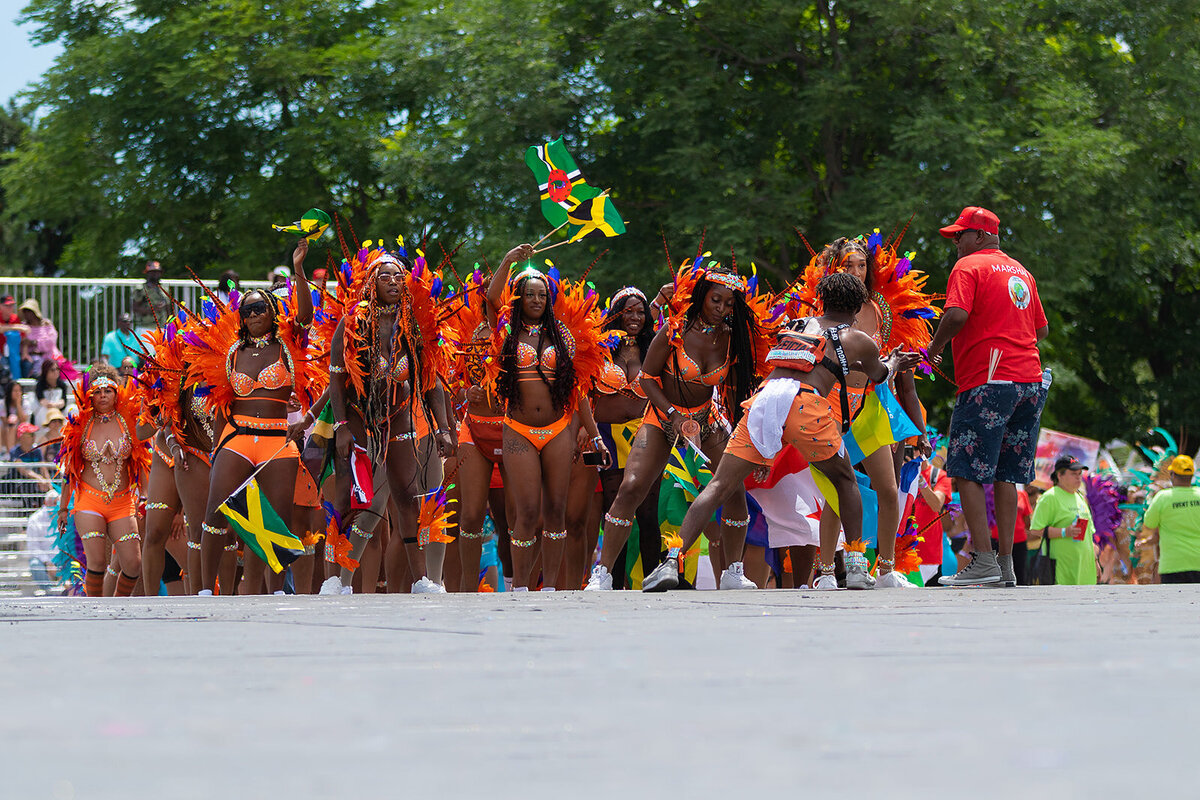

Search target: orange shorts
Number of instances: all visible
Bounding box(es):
[75,483,138,526]
[219,417,300,466]
[828,383,866,427]
[459,413,504,463]
[726,389,842,466]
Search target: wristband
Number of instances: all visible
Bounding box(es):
[591,436,605,450]
[663,405,677,417]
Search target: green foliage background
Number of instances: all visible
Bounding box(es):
[2,0,1199,447]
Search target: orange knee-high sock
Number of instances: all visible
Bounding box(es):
[115,572,137,597]
[84,569,105,597]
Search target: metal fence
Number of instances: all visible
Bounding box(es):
[0,464,64,597]
[0,276,272,368]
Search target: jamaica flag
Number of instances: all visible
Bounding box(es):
[525,137,601,227]
[566,194,626,243]
[219,478,305,573]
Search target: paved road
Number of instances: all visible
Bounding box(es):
[3,586,1196,799]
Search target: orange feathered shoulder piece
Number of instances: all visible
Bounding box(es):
[58,377,150,491]
[136,312,194,442]
[866,233,941,355]
[553,275,618,403]
[406,251,450,392]
[440,265,498,397]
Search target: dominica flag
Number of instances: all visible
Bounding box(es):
[219,478,305,573]
[566,194,626,242]
[525,137,601,227]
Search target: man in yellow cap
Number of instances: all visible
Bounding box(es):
[1142,455,1200,583]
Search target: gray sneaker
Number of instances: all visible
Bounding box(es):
[998,553,1017,587]
[938,552,1002,586]
[642,557,680,592]
[845,564,876,589]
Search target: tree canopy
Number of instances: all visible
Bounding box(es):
[4,0,1199,447]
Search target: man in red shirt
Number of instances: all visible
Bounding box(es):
[927,207,1049,586]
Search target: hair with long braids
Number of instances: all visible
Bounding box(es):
[604,292,653,360]
[236,289,281,347]
[497,274,576,413]
[357,255,437,464]
[671,276,760,425]
[820,237,875,293]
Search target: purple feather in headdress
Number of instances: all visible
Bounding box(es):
[984,483,997,529]
[182,331,207,349]
[894,256,913,280]
[1085,474,1123,550]
[228,289,240,311]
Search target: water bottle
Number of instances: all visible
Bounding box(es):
[1041,367,1053,390]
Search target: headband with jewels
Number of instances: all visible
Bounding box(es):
[90,376,119,392]
[510,265,549,288]
[701,264,747,293]
[611,286,647,306]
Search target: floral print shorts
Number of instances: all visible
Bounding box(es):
[946,381,1046,484]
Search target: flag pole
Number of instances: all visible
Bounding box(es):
[532,238,574,255]
[216,438,297,510]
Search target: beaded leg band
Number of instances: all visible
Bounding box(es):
[105,564,119,576]
[819,561,836,576]
[511,536,536,548]
[349,521,373,540]
[80,531,106,540]
[201,522,226,537]
[604,512,633,527]
[845,551,869,571]
[543,530,566,541]
[117,531,141,543]
[877,556,895,572]
[459,529,488,540]
[146,502,171,511]
[721,517,749,528]
[225,542,239,553]
[187,541,202,550]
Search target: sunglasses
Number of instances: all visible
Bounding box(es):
[239,300,270,318]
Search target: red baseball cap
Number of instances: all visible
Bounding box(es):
[939,206,1000,238]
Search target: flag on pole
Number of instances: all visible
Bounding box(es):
[566,194,626,242]
[525,137,601,227]
[843,383,922,465]
[219,478,305,573]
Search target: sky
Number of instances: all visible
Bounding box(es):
[0,8,62,105]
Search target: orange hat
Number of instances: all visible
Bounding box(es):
[940,206,1000,238]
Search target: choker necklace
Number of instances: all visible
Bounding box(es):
[249,333,272,348]
[693,320,717,335]
[523,323,542,337]
[96,411,115,423]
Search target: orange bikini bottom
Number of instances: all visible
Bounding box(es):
[218,416,299,466]
[503,414,571,453]
[75,483,138,526]
[459,413,504,463]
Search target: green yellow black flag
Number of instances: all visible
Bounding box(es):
[566,194,626,243]
[218,478,305,573]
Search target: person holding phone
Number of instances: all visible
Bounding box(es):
[1027,455,1097,585]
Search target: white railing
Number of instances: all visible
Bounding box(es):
[0,465,64,597]
[0,277,272,369]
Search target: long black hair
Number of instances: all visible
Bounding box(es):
[497,274,576,413]
[604,291,653,360]
[671,275,759,425]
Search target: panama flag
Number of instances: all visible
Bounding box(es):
[525,137,601,227]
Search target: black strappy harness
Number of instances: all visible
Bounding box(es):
[820,323,853,433]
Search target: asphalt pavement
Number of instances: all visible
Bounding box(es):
[3,585,1196,799]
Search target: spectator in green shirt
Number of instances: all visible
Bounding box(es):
[1141,455,1200,584]
[1028,455,1097,585]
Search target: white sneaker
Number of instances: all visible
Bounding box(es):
[812,574,839,590]
[512,586,529,592]
[197,589,213,597]
[539,587,556,592]
[272,590,286,596]
[719,561,757,590]
[412,577,445,594]
[584,565,613,591]
[876,570,917,589]
[319,576,344,596]
[845,564,876,590]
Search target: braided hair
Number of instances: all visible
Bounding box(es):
[673,276,759,425]
[604,291,653,360]
[236,289,281,348]
[497,273,577,413]
[821,237,875,293]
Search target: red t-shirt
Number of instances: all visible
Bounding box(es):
[989,488,1032,543]
[945,248,1047,393]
